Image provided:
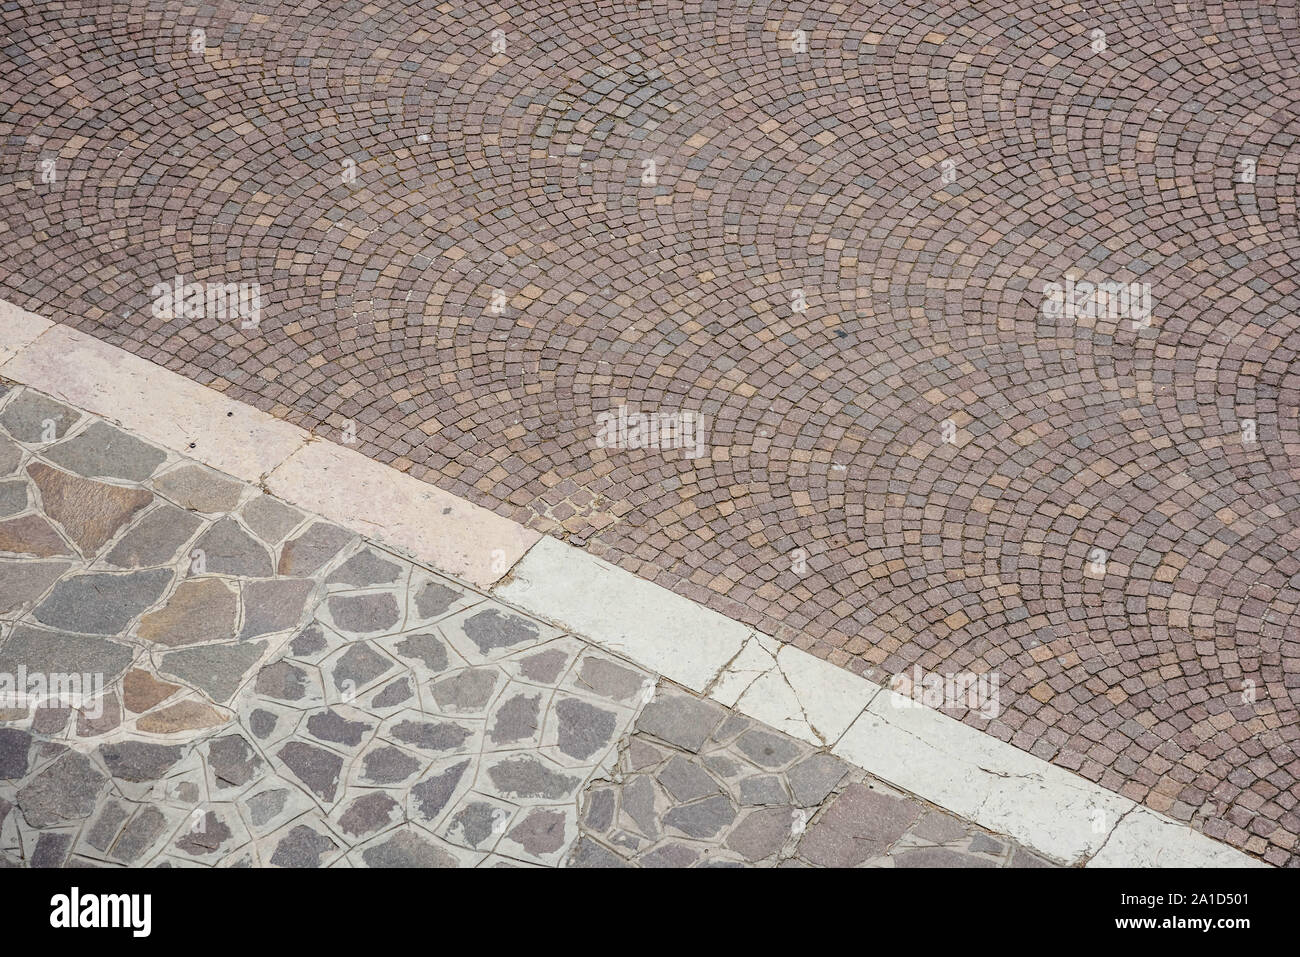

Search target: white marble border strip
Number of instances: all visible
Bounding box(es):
[0,300,1268,869]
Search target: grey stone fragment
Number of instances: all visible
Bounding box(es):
[17,752,107,826]
[87,800,130,852]
[247,789,289,827]
[490,693,540,744]
[392,719,470,752]
[518,648,568,683]
[239,578,314,639]
[271,825,338,867]
[0,560,69,614]
[430,668,496,711]
[969,832,1005,856]
[362,746,421,785]
[576,656,645,701]
[32,568,172,634]
[0,435,18,474]
[207,734,263,789]
[726,806,794,862]
[486,756,578,800]
[393,632,449,672]
[277,741,344,802]
[569,836,630,868]
[104,503,201,568]
[0,479,26,516]
[462,608,540,653]
[657,755,721,803]
[739,774,789,806]
[1011,847,1057,868]
[506,808,566,856]
[372,677,413,708]
[154,464,244,513]
[638,843,699,868]
[241,495,301,544]
[306,709,373,747]
[635,692,726,752]
[174,810,233,856]
[735,729,804,769]
[712,714,751,741]
[895,847,998,868]
[338,792,400,838]
[0,625,134,683]
[413,580,462,619]
[111,807,168,863]
[289,625,327,657]
[326,548,403,586]
[0,727,32,779]
[361,830,459,867]
[913,809,969,844]
[797,784,920,867]
[327,593,400,634]
[278,522,355,576]
[583,788,615,832]
[622,774,659,839]
[43,422,166,481]
[787,752,850,806]
[410,760,470,821]
[99,742,184,782]
[448,802,501,848]
[158,640,268,702]
[32,831,73,867]
[662,795,737,839]
[191,519,273,577]
[0,392,79,442]
[555,697,616,760]
[255,661,310,701]
[332,643,394,691]
[249,709,278,739]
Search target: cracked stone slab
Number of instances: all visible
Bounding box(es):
[1087,808,1267,868]
[0,301,53,365]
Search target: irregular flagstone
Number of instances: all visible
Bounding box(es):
[327,592,401,634]
[0,391,79,442]
[305,709,374,748]
[360,745,422,786]
[797,784,920,867]
[238,578,315,639]
[0,560,69,615]
[359,829,459,868]
[153,463,244,513]
[391,632,449,672]
[137,577,238,646]
[554,697,617,761]
[28,463,153,554]
[109,806,170,863]
[42,421,166,482]
[122,668,181,713]
[725,807,795,862]
[103,502,201,568]
[75,693,122,737]
[98,742,185,782]
[518,648,569,684]
[270,824,339,868]
[662,795,737,839]
[191,518,273,577]
[326,548,403,587]
[0,479,27,517]
[569,836,631,868]
[486,755,579,801]
[277,740,345,803]
[657,755,722,803]
[489,692,542,745]
[504,808,568,859]
[0,624,134,684]
[32,568,173,634]
[31,831,73,868]
[575,656,646,703]
[278,522,355,576]
[255,661,315,703]
[336,792,401,839]
[158,640,269,703]
[136,700,228,734]
[412,578,463,619]
[206,733,264,790]
[85,800,130,853]
[0,727,32,779]
[17,751,107,826]
[460,608,541,655]
[0,514,74,557]
[0,435,19,474]
[410,759,471,822]
[240,495,302,545]
[390,718,472,753]
[329,643,396,693]
[635,690,727,753]
[430,668,497,712]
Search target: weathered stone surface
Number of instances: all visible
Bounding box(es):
[154,463,244,513]
[448,802,503,849]
[555,697,617,760]
[798,784,920,867]
[577,656,645,701]
[569,836,630,868]
[506,808,566,857]
[137,700,227,733]
[518,648,568,684]
[278,741,344,802]
[410,760,470,821]
[0,727,32,779]
[33,568,172,634]
[913,809,970,844]
[192,519,273,577]
[0,479,26,516]
[895,847,998,868]
[725,807,793,862]
[0,624,134,683]
[255,661,311,702]
[86,800,129,852]
[413,579,462,619]
[787,753,850,806]
[0,560,69,614]
[622,774,659,838]
[99,742,184,782]
[635,692,726,753]
[331,643,394,691]
[76,692,122,736]
[207,734,263,789]
[740,774,791,806]
[0,435,19,474]
[111,807,167,863]
[43,422,166,481]
[326,548,402,586]
[327,593,401,633]
[430,668,497,711]
[0,514,73,557]
[735,729,804,769]
[657,755,721,803]
[392,719,471,752]
[583,788,615,833]
[662,795,737,839]
[289,625,327,657]
[158,640,268,703]
[372,677,412,708]
[240,495,301,544]
[31,831,73,868]
[393,632,448,672]
[338,792,400,838]
[174,810,233,856]
[271,825,338,867]
[461,608,539,654]
[487,756,578,801]
[249,709,278,739]
[361,829,458,867]
[103,503,201,568]
[490,692,541,744]
[0,391,79,442]
[239,578,314,639]
[247,789,289,827]
[361,746,421,785]
[138,577,238,646]
[28,463,153,555]
[278,522,354,576]
[638,843,700,868]
[17,752,107,826]
[306,709,373,747]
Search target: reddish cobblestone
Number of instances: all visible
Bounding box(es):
[2,2,1298,864]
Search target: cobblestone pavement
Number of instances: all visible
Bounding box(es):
[2,2,1297,866]
[0,382,1054,867]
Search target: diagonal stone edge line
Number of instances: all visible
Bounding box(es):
[0,299,1267,869]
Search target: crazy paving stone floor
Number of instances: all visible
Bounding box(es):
[0,382,1052,867]
[2,2,1298,865]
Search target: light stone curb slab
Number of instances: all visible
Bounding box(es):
[0,299,1271,869]
[0,323,309,481]
[494,535,747,692]
[264,438,539,589]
